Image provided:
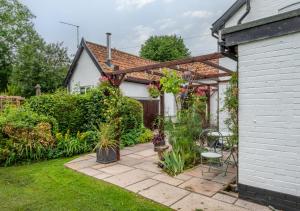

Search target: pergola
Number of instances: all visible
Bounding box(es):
[105,52,233,160]
[106,52,233,117]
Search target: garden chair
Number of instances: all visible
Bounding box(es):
[198,128,224,175]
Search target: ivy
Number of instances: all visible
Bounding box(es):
[223,72,238,145]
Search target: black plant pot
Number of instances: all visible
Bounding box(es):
[96,148,117,164]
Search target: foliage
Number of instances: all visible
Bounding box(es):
[140,35,190,62]
[0,0,35,92]
[0,0,70,95]
[25,89,84,134]
[147,84,160,98]
[0,159,171,211]
[161,148,185,176]
[118,97,143,135]
[138,128,154,143]
[160,69,184,96]
[50,131,95,158]
[9,40,70,97]
[1,83,146,166]
[162,94,206,174]
[223,72,238,146]
[94,123,118,150]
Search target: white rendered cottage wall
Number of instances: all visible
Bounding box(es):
[238,32,300,197]
[69,49,100,92]
[225,0,300,28]
[68,49,176,117]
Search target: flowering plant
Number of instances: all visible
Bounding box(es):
[147,84,160,98]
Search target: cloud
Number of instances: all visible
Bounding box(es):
[155,18,176,30]
[133,25,155,44]
[115,0,174,10]
[183,10,213,18]
[115,0,156,10]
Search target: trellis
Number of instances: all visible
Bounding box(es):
[0,96,25,111]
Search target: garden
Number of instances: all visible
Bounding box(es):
[0,81,153,167]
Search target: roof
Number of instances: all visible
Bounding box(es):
[211,0,246,34]
[85,41,158,82]
[64,39,220,86]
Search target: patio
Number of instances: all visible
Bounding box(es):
[65,143,270,211]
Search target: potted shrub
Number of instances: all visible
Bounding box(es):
[94,123,118,164]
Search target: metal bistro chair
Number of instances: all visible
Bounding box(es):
[199,129,224,175]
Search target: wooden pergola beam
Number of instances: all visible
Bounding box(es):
[201,61,233,74]
[108,53,223,75]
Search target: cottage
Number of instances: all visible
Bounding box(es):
[212,1,300,210]
[65,33,226,129]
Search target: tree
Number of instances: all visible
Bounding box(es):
[0,0,70,96]
[0,0,35,92]
[9,39,70,97]
[140,35,191,62]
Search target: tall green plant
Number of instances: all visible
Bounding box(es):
[223,72,238,145]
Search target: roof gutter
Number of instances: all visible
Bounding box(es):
[238,0,251,24]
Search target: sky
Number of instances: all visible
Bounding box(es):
[20,0,235,57]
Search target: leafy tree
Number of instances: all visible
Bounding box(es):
[9,39,70,97]
[140,35,191,62]
[1,0,70,96]
[0,0,36,92]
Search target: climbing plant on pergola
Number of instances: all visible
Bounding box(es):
[104,52,234,160]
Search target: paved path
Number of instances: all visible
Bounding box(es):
[65,143,270,211]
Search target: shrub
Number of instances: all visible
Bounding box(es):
[138,128,153,143]
[25,90,84,134]
[0,106,58,166]
[119,97,143,134]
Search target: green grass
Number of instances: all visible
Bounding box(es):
[0,158,171,211]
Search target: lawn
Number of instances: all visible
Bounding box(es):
[0,158,171,211]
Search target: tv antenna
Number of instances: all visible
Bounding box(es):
[60,21,80,48]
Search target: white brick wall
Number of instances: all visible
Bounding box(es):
[238,32,300,197]
[225,0,300,28]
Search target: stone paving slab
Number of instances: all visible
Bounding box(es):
[212,172,236,184]
[235,199,271,211]
[212,193,238,204]
[134,161,162,174]
[134,149,157,157]
[126,179,160,193]
[179,177,226,197]
[103,169,156,187]
[65,160,96,170]
[77,167,102,176]
[100,164,133,175]
[65,143,269,211]
[117,155,145,166]
[93,172,112,180]
[139,183,190,206]
[171,193,248,211]
[152,174,184,186]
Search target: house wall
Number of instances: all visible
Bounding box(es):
[69,49,100,92]
[225,0,300,28]
[68,49,176,117]
[238,32,300,198]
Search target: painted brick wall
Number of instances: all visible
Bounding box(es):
[238,32,300,197]
[225,0,300,28]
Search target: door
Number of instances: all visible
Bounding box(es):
[138,100,159,129]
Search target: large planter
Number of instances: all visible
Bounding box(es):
[96,148,117,164]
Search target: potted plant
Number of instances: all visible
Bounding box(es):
[147,84,160,98]
[152,130,166,148]
[94,123,118,163]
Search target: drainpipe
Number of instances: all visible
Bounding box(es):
[238,0,251,24]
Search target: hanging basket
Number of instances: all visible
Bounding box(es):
[148,84,161,98]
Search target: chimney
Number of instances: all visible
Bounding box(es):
[106,32,112,66]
